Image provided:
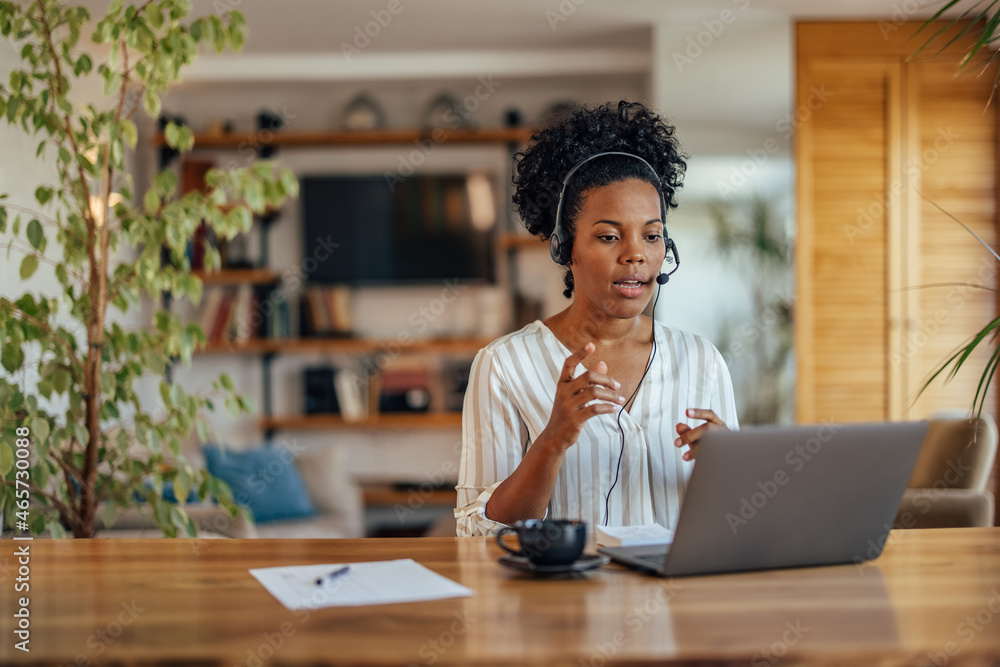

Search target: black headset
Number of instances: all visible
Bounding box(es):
[549,150,680,283]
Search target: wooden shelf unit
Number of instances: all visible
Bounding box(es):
[154,127,536,149]
[166,125,527,441]
[259,412,462,431]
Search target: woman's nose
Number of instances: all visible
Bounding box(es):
[622,236,646,263]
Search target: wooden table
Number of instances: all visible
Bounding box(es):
[2,528,1000,665]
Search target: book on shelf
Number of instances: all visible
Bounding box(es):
[301,286,354,337]
[334,370,367,422]
[196,284,289,344]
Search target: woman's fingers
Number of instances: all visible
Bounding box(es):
[674,409,729,461]
[559,342,597,383]
[685,408,726,427]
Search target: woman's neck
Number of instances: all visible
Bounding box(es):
[545,301,649,350]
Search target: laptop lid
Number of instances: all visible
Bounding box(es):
[600,421,928,577]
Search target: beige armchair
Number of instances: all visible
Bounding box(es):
[895,415,998,529]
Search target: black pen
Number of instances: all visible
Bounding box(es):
[314,566,350,586]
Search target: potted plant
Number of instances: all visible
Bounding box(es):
[910,5,1000,416]
[0,0,298,537]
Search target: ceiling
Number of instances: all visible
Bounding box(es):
[180,0,947,53]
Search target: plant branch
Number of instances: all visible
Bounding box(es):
[36,2,95,230]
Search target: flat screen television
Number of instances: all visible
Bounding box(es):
[300,173,497,285]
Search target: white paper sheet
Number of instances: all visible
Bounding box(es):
[250,559,474,609]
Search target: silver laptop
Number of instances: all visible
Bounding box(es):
[598,421,928,577]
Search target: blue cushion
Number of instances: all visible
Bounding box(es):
[203,445,317,524]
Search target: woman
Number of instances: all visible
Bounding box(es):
[455,101,738,537]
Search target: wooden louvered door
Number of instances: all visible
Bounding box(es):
[796,23,998,428]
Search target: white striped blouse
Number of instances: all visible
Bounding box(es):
[455,319,739,537]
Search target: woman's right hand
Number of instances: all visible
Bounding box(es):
[541,342,626,453]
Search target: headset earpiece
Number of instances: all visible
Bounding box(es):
[549,230,566,265]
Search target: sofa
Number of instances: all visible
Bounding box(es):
[96,442,364,538]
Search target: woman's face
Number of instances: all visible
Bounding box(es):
[568,178,666,319]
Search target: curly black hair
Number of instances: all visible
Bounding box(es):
[512,101,687,298]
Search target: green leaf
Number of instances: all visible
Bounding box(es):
[0,207,6,234]
[159,381,172,407]
[170,382,182,407]
[143,350,165,375]
[19,254,38,280]
[74,54,92,76]
[121,119,137,148]
[219,373,234,391]
[102,501,120,530]
[165,122,180,148]
[1,343,24,373]
[143,189,160,214]
[174,468,190,507]
[34,186,52,206]
[103,72,122,97]
[52,368,69,394]
[230,25,245,52]
[26,218,43,249]
[6,96,18,123]
[280,169,299,199]
[143,91,161,118]
[178,125,194,152]
[32,416,50,444]
[147,6,164,29]
[0,440,12,476]
[154,169,177,197]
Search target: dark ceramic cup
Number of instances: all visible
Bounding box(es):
[495,519,587,566]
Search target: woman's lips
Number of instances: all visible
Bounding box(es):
[613,279,647,298]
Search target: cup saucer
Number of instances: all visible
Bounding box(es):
[497,553,609,575]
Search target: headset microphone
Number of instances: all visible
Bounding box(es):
[656,273,669,285]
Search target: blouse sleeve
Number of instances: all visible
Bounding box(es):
[710,345,740,431]
[454,346,530,537]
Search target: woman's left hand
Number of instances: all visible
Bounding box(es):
[674,408,728,461]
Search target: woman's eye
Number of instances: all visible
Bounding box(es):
[598,235,618,242]
[646,234,663,242]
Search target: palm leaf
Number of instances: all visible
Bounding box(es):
[910,0,992,57]
[971,333,1000,417]
[910,0,1000,101]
